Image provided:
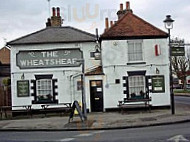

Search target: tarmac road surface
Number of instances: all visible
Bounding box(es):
[0,122,190,142]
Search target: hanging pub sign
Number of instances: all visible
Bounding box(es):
[171,47,185,56]
[16,48,82,69]
[17,80,30,97]
[170,39,185,56]
[152,76,165,93]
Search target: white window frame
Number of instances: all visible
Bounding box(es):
[127,40,144,62]
[36,79,53,102]
[128,75,145,98]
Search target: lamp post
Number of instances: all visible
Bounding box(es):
[164,15,175,115]
[78,45,101,121]
[81,59,87,121]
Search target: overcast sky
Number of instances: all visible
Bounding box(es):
[0,0,190,48]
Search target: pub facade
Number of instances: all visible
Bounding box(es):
[8,8,102,111]
[100,2,170,109]
[8,3,171,112]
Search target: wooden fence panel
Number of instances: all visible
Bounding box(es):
[0,85,11,106]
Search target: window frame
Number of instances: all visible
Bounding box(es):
[127,40,144,63]
[36,79,53,103]
[128,75,146,99]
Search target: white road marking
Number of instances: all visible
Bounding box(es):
[58,138,75,142]
[167,135,189,142]
[76,133,93,137]
[93,130,105,134]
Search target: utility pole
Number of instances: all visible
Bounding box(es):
[47,0,51,17]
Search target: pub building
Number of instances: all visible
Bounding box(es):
[8,2,171,113]
[100,2,170,110]
[8,7,102,111]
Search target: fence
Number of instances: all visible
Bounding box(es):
[0,85,11,106]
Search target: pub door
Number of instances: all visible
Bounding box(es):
[90,80,103,112]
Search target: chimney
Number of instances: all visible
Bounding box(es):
[57,7,60,17]
[110,21,113,27]
[46,18,51,27]
[50,7,62,27]
[126,1,133,13]
[126,1,130,10]
[52,7,56,16]
[117,1,133,20]
[120,4,123,11]
[105,18,109,31]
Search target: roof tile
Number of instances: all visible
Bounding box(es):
[8,26,96,45]
[101,12,168,39]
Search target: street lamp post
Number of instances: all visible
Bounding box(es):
[81,59,87,121]
[79,45,101,121]
[164,15,175,115]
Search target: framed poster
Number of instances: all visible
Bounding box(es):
[152,76,165,93]
[17,80,30,97]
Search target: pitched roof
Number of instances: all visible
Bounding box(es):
[0,46,10,65]
[101,12,168,40]
[8,26,96,45]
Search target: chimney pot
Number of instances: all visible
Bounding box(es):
[105,18,109,30]
[46,18,51,27]
[52,7,56,16]
[57,7,60,16]
[126,1,130,10]
[110,21,113,27]
[120,4,123,11]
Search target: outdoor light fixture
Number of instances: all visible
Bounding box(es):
[156,68,160,74]
[164,15,174,29]
[94,44,101,60]
[163,15,175,115]
[21,73,25,80]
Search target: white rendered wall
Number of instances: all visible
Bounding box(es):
[101,39,170,108]
[11,42,100,109]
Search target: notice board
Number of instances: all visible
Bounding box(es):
[17,80,30,97]
[152,76,165,93]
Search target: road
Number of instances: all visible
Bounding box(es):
[0,122,190,142]
[175,95,190,106]
[0,96,189,142]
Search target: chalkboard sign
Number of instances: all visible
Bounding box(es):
[69,101,84,122]
[152,76,165,93]
[17,80,30,97]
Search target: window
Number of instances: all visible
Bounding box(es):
[128,75,145,99]
[36,79,53,103]
[77,80,82,91]
[90,52,95,58]
[115,79,120,84]
[128,41,143,62]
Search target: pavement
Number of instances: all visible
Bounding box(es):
[0,98,190,131]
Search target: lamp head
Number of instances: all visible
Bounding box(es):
[164,15,174,29]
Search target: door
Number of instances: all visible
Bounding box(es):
[90,80,103,112]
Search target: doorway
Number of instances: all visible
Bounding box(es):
[90,80,103,112]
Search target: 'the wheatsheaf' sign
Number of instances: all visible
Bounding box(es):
[16,49,82,69]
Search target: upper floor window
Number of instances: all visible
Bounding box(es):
[128,41,143,62]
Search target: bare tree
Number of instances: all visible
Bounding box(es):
[172,56,190,89]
